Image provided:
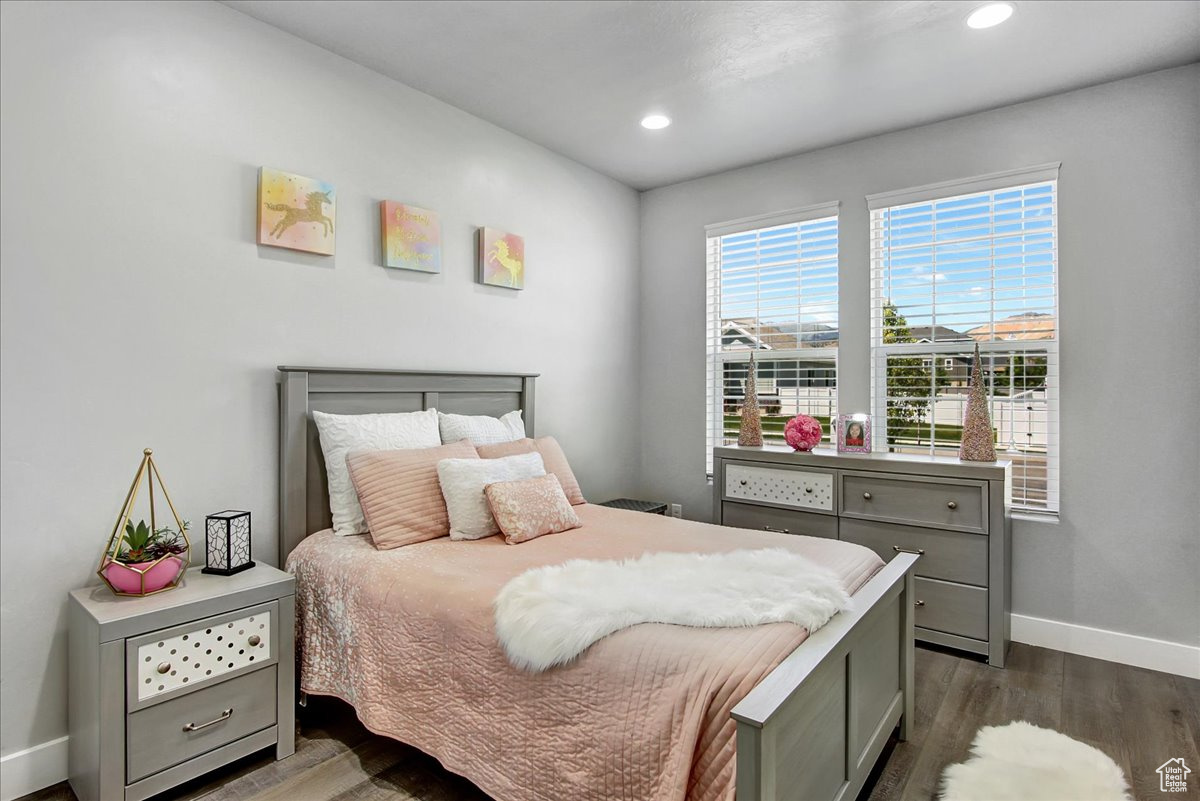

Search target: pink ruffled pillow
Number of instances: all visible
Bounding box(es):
[484,474,582,545]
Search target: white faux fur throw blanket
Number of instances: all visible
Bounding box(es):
[494,548,850,672]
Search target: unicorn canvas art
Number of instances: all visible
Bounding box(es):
[479,227,525,289]
[257,168,336,255]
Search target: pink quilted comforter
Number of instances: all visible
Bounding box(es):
[287,504,883,801]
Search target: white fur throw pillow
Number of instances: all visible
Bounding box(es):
[438,410,526,446]
[437,452,546,540]
[312,409,440,536]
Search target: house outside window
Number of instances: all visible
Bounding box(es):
[868,165,1060,515]
[705,203,839,473]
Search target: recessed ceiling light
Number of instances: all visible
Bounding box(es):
[966,2,1014,29]
[641,114,671,130]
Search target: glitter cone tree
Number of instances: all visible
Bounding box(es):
[959,344,996,462]
[738,352,764,447]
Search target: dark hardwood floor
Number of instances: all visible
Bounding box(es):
[23,643,1200,801]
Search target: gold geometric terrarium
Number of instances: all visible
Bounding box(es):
[97,449,191,597]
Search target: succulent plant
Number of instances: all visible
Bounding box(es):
[116,519,188,564]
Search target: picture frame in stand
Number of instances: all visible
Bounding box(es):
[836,414,872,454]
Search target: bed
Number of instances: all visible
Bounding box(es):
[278,366,919,801]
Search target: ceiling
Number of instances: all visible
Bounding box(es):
[223,0,1200,190]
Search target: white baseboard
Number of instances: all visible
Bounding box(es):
[1011,613,1200,680]
[0,735,67,801]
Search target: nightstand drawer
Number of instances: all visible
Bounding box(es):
[721,501,838,539]
[127,601,276,710]
[913,577,988,641]
[840,519,988,586]
[126,665,277,782]
[840,473,988,534]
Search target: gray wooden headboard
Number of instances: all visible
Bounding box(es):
[277,366,537,564]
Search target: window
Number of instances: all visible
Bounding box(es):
[869,165,1059,515]
[706,204,839,472]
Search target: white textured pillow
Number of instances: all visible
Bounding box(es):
[437,452,546,540]
[438,410,526,446]
[313,409,440,536]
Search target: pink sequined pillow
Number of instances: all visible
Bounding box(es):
[484,474,582,545]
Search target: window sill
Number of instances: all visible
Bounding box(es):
[1012,511,1060,525]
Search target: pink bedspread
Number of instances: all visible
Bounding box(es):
[287,504,883,801]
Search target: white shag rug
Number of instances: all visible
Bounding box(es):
[940,721,1132,801]
[494,548,849,672]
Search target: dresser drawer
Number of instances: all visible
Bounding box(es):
[721,501,838,539]
[127,665,277,782]
[724,463,835,512]
[840,473,988,534]
[913,577,988,641]
[127,601,276,710]
[840,519,988,586]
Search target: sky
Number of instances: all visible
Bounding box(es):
[715,182,1056,343]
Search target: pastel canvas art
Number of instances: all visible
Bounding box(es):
[257,168,336,255]
[381,202,441,273]
[478,227,525,290]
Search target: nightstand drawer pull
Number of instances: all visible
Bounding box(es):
[892,545,925,555]
[182,707,233,732]
[762,525,790,534]
[248,634,261,647]
[914,600,925,607]
[157,661,171,674]
[947,501,958,510]
[862,492,872,500]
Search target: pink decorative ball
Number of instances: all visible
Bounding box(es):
[784,415,823,452]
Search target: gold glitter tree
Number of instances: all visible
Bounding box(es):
[959,344,997,462]
[738,352,764,447]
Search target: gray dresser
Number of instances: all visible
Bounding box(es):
[68,566,295,801]
[713,445,1011,667]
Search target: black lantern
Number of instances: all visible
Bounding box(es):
[202,510,255,575]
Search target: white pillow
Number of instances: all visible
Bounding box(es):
[313,409,440,536]
[437,452,545,540]
[438,410,525,446]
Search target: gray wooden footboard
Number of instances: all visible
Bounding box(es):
[733,552,919,801]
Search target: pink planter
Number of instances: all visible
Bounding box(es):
[102,556,185,595]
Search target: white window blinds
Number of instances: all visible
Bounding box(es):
[869,168,1059,514]
[706,205,839,472]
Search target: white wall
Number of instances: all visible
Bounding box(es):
[639,65,1200,647]
[0,0,640,761]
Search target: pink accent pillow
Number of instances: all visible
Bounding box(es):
[475,436,585,505]
[484,474,582,545]
[347,441,479,550]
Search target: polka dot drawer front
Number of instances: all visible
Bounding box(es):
[136,610,271,701]
[725,463,834,511]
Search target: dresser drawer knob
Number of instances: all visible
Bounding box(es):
[182,708,234,732]
[892,546,925,555]
[247,634,261,647]
[762,525,790,534]
[739,479,748,486]
[914,600,925,607]
[804,487,813,494]
[947,501,958,510]
[156,662,171,675]
[862,492,872,500]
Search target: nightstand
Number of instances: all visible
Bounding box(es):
[599,498,669,515]
[68,565,295,801]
